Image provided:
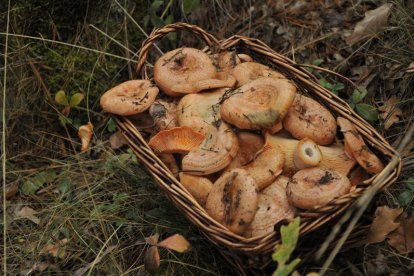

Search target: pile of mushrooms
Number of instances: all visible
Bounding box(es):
[100,47,385,237]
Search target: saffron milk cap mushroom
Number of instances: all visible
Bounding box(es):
[100,80,159,116]
[293,138,323,169]
[148,126,204,154]
[179,173,213,206]
[337,117,384,174]
[237,54,253,63]
[283,95,336,145]
[205,169,258,235]
[215,51,240,80]
[286,167,351,209]
[226,131,265,170]
[232,62,285,87]
[220,77,297,130]
[149,99,178,131]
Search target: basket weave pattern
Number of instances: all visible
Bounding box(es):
[114,23,402,274]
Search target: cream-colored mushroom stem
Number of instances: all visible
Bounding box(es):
[100,80,159,116]
[293,138,322,169]
[182,122,239,175]
[179,173,213,206]
[265,133,356,176]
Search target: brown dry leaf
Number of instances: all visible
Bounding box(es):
[346,4,392,46]
[365,206,403,244]
[14,206,40,224]
[78,122,94,152]
[157,234,191,253]
[5,181,19,199]
[407,61,414,73]
[109,131,127,149]
[41,238,68,258]
[378,96,402,130]
[388,213,414,253]
[145,233,160,246]
[144,245,160,274]
[33,261,50,272]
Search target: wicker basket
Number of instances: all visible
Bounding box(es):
[114,23,402,274]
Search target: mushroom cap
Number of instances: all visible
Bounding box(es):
[245,176,296,237]
[268,121,283,134]
[215,51,240,78]
[205,169,258,235]
[179,172,213,206]
[158,154,179,177]
[149,99,178,131]
[243,143,285,190]
[293,138,323,169]
[182,122,239,175]
[232,62,285,87]
[220,77,297,130]
[286,167,351,209]
[100,80,159,116]
[237,54,253,63]
[226,131,265,170]
[337,117,384,174]
[148,126,205,154]
[283,94,336,145]
[153,48,233,96]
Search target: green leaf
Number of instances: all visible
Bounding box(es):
[351,87,368,104]
[69,93,84,107]
[356,103,378,122]
[397,190,413,207]
[311,59,324,66]
[273,258,301,276]
[55,90,69,106]
[406,178,414,192]
[272,217,300,263]
[319,78,333,90]
[165,14,174,25]
[107,118,117,132]
[150,0,164,12]
[183,0,200,14]
[143,14,150,27]
[59,115,72,127]
[150,15,165,28]
[21,171,56,195]
[58,178,71,194]
[22,180,43,195]
[332,82,345,92]
[114,192,129,204]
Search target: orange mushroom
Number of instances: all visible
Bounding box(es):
[179,172,213,206]
[226,131,264,170]
[148,126,204,154]
[232,62,286,87]
[158,154,179,177]
[215,51,240,80]
[337,117,384,174]
[237,54,253,63]
[293,138,322,169]
[283,94,337,145]
[149,99,178,131]
[100,80,159,116]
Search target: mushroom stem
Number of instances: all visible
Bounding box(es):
[293,138,322,169]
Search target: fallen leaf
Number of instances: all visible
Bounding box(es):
[378,96,402,129]
[346,4,393,46]
[5,181,19,199]
[41,238,68,258]
[144,245,160,274]
[145,233,160,246]
[406,61,414,73]
[14,206,40,224]
[364,206,403,244]
[33,261,50,272]
[78,122,94,152]
[157,234,191,253]
[109,131,127,149]
[388,213,414,253]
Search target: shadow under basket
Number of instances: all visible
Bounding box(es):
[114,23,402,275]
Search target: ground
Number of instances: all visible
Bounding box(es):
[1,0,413,275]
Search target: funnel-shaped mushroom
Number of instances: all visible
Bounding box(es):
[182,122,239,175]
[337,117,384,174]
[232,62,285,87]
[266,133,356,176]
[283,95,336,145]
[293,138,322,169]
[100,80,159,116]
[148,126,204,154]
[286,167,351,209]
[245,176,296,237]
[220,77,297,130]
[149,99,178,131]
[153,48,235,97]
[179,173,213,206]
[226,132,264,170]
[243,143,285,190]
[205,169,258,235]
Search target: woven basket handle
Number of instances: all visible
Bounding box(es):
[136,23,221,77]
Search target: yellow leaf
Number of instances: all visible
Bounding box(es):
[157,234,191,253]
[41,238,68,258]
[365,206,403,244]
[144,245,160,274]
[78,122,94,152]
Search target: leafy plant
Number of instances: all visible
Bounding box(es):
[397,178,414,207]
[55,90,85,127]
[22,171,57,195]
[143,0,177,41]
[319,78,345,95]
[272,217,301,276]
[348,87,378,122]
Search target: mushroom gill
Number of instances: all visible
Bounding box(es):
[232,62,286,87]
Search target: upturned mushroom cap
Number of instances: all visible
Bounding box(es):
[286,167,351,209]
[205,169,258,235]
[283,94,336,145]
[232,62,285,87]
[100,80,159,116]
[337,117,384,174]
[226,131,265,170]
[243,143,285,190]
[293,138,323,169]
[245,176,296,237]
[182,122,239,175]
[148,126,204,154]
[149,99,178,131]
[220,77,297,130]
[266,133,356,176]
[153,48,234,96]
[179,172,213,206]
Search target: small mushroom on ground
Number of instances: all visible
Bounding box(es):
[153,48,235,97]
[149,99,178,131]
[293,138,322,169]
[179,173,213,206]
[100,80,159,116]
[286,167,351,209]
[205,169,258,235]
[283,94,336,145]
[148,126,205,154]
[182,122,239,175]
[226,131,265,170]
[245,176,296,237]
[220,77,297,130]
[337,117,384,174]
[232,62,285,87]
